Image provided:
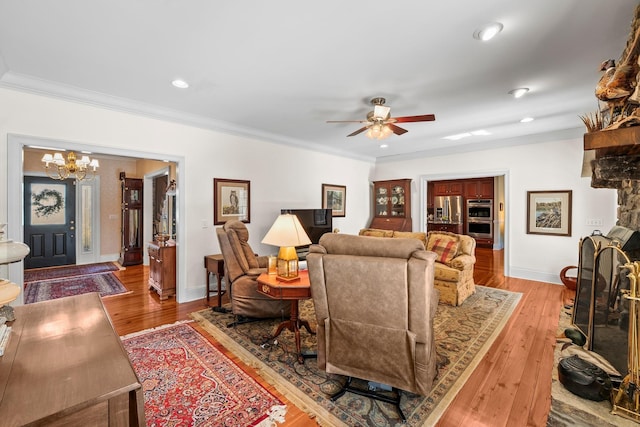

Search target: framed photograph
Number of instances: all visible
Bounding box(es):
[214,178,250,225]
[322,183,346,217]
[526,190,572,236]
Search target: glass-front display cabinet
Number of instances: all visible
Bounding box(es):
[369,179,412,231]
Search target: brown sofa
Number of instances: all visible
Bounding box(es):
[307,233,439,415]
[359,228,476,306]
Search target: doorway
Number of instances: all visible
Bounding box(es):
[7,134,185,305]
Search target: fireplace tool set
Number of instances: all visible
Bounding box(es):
[612,261,640,421]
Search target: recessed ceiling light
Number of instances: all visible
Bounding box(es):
[473,22,504,41]
[443,130,491,141]
[508,88,529,98]
[520,117,534,123]
[171,79,189,89]
[379,144,389,148]
[470,130,491,136]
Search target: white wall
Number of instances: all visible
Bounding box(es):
[374,138,618,284]
[0,87,374,303]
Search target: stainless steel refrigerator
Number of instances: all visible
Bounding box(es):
[434,195,463,223]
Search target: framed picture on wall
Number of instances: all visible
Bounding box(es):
[214,178,250,225]
[526,190,572,236]
[322,183,346,217]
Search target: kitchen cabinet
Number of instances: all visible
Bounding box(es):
[119,174,143,266]
[433,181,463,196]
[369,179,412,231]
[148,241,176,300]
[464,178,494,199]
[428,222,463,234]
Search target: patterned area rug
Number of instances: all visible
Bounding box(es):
[191,285,522,426]
[24,262,119,282]
[24,272,129,304]
[121,322,287,427]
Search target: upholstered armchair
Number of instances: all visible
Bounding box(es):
[426,231,476,306]
[306,233,439,420]
[216,220,291,320]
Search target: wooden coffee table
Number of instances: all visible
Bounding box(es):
[257,270,315,363]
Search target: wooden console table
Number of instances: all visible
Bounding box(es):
[0,293,145,426]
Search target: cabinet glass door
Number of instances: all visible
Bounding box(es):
[391,185,406,217]
[375,186,388,216]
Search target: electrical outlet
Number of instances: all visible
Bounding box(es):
[585,218,603,226]
[201,219,207,228]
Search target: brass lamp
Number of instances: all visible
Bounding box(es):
[261,214,311,281]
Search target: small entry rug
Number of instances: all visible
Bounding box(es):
[24,262,120,283]
[24,272,129,304]
[191,285,522,426]
[121,322,287,427]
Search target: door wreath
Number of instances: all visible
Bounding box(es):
[32,188,64,218]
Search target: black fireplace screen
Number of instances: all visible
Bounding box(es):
[572,226,640,375]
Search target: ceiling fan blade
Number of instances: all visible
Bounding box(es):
[347,126,369,137]
[388,123,408,135]
[393,114,436,123]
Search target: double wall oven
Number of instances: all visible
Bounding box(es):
[466,199,493,240]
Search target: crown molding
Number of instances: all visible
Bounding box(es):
[0,71,375,163]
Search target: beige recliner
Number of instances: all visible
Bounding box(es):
[216,220,291,320]
[306,233,439,420]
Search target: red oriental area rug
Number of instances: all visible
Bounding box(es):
[121,322,287,427]
[24,273,129,304]
[24,262,119,282]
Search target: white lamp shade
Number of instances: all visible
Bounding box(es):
[262,214,312,247]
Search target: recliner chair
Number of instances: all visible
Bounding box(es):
[216,220,291,320]
[306,233,439,420]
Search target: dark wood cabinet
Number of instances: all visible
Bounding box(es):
[119,175,143,266]
[369,179,412,231]
[428,222,463,234]
[148,241,176,300]
[464,178,494,199]
[433,181,463,196]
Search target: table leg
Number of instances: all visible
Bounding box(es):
[269,300,315,363]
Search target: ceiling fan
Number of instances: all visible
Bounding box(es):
[327,97,436,139]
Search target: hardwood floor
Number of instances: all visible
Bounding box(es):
[103,247,563,426]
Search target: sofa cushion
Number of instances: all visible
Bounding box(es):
[359,228,394,238]
[392,231,427,247]
[427,234,459,265]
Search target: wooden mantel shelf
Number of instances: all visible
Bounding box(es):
[584,126,640,156]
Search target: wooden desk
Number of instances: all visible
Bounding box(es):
[0,293,145,426]
[204,254,226,307]
[257,270,315,363]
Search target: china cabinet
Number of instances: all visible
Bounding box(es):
[369,179,412,231]
[119,174,143,266]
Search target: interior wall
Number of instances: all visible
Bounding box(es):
[374,138,618,284]
[0,87,375,303]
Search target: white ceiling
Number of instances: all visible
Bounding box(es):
[0,1,637,161]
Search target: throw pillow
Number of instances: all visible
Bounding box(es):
[359,229,394,238]
[428,236,459,265]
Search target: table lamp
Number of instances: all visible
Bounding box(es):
[262,214,311,281]
[0,224,30,321]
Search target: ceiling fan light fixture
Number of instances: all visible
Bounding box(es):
[366,124,392,140]
[473,22,503,41]
[509,87,529,98]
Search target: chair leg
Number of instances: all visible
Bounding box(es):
[330,377,406,422]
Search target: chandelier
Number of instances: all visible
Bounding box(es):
[41,151,99,181]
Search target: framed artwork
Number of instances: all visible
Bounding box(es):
[526,190,572,236]
[322,183,346,217]
[214,178,250,225]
